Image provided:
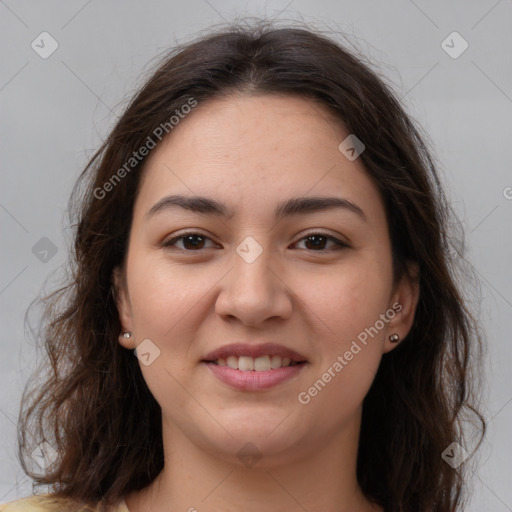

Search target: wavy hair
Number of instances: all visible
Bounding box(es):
[17,20,485,512]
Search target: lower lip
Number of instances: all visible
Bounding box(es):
[203,362,307,390]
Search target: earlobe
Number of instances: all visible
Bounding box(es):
[112,266,135,349]
[383,263,420,353]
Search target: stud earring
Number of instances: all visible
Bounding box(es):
[122,332,132,338]
[389,334,400,343]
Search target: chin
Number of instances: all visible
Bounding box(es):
[202,425,305,464]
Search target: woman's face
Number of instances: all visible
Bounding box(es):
[114,93,418,465]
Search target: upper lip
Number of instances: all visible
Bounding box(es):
[202,343,308,363]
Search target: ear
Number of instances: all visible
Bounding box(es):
[112,266,136,349]
[383,262,420,354]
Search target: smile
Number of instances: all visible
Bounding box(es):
[203,360,307,390]
[211,355,302,371]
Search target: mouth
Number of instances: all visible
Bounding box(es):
[202,342,308,370]
[202,360,307,391]
[201,342,308,390]
[203,355,306,371]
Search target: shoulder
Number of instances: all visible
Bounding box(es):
[0,495,57,512]
[0,494,126,512]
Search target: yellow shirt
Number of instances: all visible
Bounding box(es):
[0,494,129,512]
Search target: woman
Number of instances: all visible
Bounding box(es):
[1,20,485,512]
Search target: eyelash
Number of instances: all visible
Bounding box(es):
[162,231,349,253]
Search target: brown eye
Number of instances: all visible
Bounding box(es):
[163,233,214,251]
[163,231,348,253]
[294,233,348,251]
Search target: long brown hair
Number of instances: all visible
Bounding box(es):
[17,20,485,512]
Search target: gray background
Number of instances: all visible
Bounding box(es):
[1,0,511,510]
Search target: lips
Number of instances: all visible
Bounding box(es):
[202,342,307,364]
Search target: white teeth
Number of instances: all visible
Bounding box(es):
[238,356,254,371]
[254,355,271,371]
[226,355,238,369]
[270,355,282,369]
[214,354,298,371]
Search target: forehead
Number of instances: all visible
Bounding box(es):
[133,93,385,226]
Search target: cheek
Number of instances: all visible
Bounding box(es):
[299,255,393,342]
[295,265,390,426]
[127,249,206,334]
[295,256,393,420]
[125,260,204,410]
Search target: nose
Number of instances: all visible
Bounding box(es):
[214,242,293,326]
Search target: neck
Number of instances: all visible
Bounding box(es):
[125,409,382,512]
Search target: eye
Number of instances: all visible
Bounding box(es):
[163,231,348,252]
[293,232,349,251]
[162,232,217,251]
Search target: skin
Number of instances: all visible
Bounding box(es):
[113,93,419,512]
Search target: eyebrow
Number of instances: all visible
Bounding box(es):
[145,194,367,222]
